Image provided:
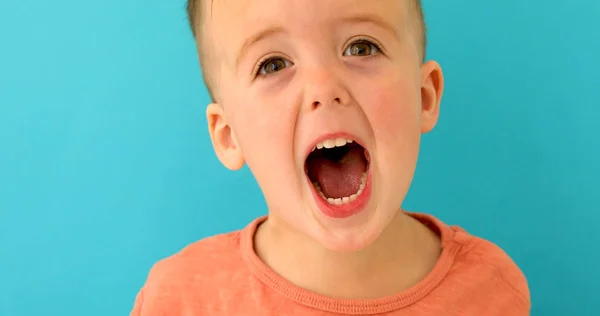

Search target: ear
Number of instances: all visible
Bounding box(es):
[420,60,444,134]
[206,103,245,170]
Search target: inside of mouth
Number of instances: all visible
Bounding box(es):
[305,142,369,199]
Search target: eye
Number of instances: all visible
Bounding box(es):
[256,57,293,77]
[343,40,381,57]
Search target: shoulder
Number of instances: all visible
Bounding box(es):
[139,230,246,300]
[449,225,531,306]
[409,212,530,305]
[147,230,244,287]
[130,230,250,314]
[130,216,271,315]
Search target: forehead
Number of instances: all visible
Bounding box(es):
[205,0,408,57]
[211,0,405,22]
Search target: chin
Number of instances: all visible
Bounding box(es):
[307,204,394,253]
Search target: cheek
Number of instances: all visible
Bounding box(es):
[365,75,422,143]
[230,93,299,194]
[377,97,421,145]
[235,107,288,162]
[359,73,422,179]
[231,87,289,149]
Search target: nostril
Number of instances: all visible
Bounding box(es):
[309,97,342,109]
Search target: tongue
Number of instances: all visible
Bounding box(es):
[307,146,366,199]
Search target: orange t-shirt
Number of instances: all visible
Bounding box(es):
[130,213,530,315]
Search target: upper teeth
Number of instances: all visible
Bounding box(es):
[313,138,353,151]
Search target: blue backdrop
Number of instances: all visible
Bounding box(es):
[1,0,598,315]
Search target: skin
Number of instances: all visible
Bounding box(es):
[203,0,445,299]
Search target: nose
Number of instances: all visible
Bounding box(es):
[302,66,351,111]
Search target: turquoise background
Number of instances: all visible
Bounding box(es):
[1,0,598,315]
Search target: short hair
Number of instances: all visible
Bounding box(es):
[186,0,427,101]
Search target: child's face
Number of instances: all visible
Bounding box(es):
[205,0,443,251]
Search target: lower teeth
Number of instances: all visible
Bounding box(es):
[312,172,368,205]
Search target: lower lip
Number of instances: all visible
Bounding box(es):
[307,170,372,219]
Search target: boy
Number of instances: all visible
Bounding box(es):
[131,0,531,315]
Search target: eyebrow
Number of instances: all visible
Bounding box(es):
[338,14,399,39]
[235,26,286,70]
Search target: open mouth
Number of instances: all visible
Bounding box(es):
[305,137,370,206]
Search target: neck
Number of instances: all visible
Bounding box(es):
[254,211,441,299]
